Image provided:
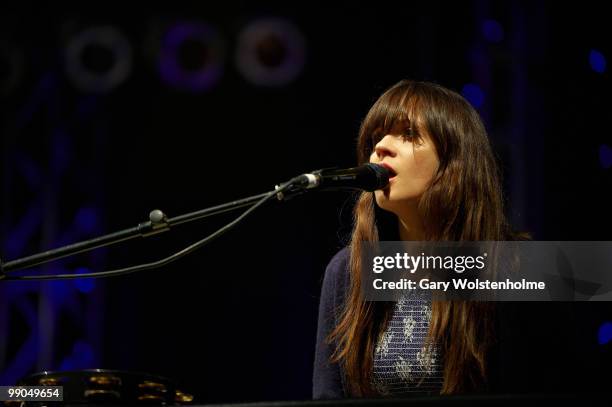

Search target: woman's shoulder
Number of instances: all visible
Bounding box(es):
[326,247,350,275]
[322,247,351,302]
[314,247,351,400]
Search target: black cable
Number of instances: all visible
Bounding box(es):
[2,180,295,281]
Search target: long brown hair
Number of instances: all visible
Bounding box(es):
[328,80,518,396]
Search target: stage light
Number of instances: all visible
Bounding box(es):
[598,322,612,345]
[599,144,612,169]
[235,17,305,87]
[157,21,226,92]
[589,49,606,73]
[64,26,133,93]
[482,19,504,43]
[461,83,485,109]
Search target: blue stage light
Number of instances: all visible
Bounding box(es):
[482,19,504,43]
[589,49,606,73]
[599,144,612,169]
[598,322,612,345]
[461,84,485,109]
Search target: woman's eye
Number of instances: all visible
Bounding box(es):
[401,131,424,145]
[400,131,415,141]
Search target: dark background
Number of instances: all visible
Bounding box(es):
[1,1,611,403]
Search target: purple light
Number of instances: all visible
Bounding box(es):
[599,144,612,169]
[158,22,225,92]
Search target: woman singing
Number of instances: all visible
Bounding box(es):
[313,80,578,399]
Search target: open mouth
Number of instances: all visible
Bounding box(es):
[380,163,397,179]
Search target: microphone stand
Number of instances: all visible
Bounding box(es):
[0,186,301,278]
[0,162,386,279]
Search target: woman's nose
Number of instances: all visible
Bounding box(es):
[374,136,396,159]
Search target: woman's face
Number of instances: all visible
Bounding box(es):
[369,121,440,215]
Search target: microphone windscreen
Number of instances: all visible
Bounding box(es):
[363,163,390,191]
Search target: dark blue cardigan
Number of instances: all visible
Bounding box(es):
[312,247,585,399]
[313,247,351,399]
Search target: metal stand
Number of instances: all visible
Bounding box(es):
[1,190,281,274]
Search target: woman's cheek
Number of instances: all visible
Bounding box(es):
[412,145,440,185]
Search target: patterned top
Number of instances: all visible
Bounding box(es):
[371,289,444,396]
[315,247,579,399]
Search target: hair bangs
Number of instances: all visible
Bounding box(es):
[358,82,421,162]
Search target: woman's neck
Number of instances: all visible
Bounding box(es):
[397,204,426,241]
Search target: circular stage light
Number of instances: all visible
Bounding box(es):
[236,17,306,87]
[599,144,612,169]
[462,83,485,109]
[157,22,226,92]
[482,19,504,43]
[64,26,133,93]
[589,49,606,74]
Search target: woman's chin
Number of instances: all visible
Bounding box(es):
[374,190,397,212]
[375,190,421,212]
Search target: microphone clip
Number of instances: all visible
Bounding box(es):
[275,167,337,201]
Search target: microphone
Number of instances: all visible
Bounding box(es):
[292,163,390,192]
